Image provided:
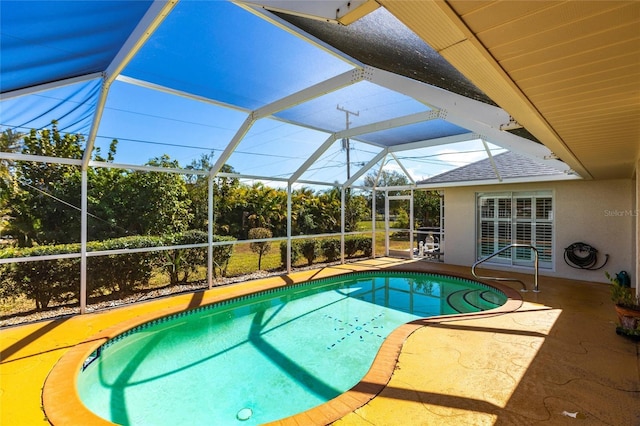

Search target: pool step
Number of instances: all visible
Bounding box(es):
[447,289,502,313]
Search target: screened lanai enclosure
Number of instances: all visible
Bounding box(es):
[0,0,580,319]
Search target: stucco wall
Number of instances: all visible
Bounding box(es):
[631,165,640,296]
[442,179,635,284]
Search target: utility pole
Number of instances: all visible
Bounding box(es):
[337,105,359,180]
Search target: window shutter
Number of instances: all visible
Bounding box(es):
[477,191,553,269]
[535,223,553,263]
[480,221,494,257]
[515,222,532,261]
[498,221,511,258]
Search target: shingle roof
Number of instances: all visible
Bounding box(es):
[418,151,564,184]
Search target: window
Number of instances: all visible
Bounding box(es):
[477,191,553,269]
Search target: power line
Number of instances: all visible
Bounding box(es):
[14,177,129,233]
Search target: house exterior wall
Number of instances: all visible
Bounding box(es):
[635,161,639,293]
[442,178,636,285]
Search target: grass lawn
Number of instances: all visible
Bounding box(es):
[225,242,283,275]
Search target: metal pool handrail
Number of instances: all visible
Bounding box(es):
[472,244,539,292]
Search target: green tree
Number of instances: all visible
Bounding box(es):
[291,187,317,235]
[364,169,410,216]
[232,182,286,239]
[86,139,127,240]
[162,230,208,285]
[248,227,272,270]
[414,189,441,227]
[117,155,193,236]
[316,188,341,233]
[291,187,341,235]
[246,183,286,234]
[1,129,23,238]
[345,191,370,231]
[394,209,410,229]
[5,123,84,245]
[185,154,239,233]
[290,186,369,235]
[363,170,440,232]
[2,125,128,245]
[0,128,21,187]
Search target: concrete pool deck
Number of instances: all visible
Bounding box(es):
[1,258,639,425]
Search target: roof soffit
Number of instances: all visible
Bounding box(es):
[380,0,640,180]
[378,0,592,179]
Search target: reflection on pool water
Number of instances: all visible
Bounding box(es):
[77,271,506,425]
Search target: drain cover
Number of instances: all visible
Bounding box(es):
[237,407,253,421]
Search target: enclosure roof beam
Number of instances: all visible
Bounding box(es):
[390,152,415,185]
[367,65,507,130]
[217,172,289,183]
[373,184,417,191]
[388,132,480,153]
[209,113,257,177]
[481,138,502,182]
[217,172,338,188]
[87,160,208,175]
[290,110,434,185]
[367,66,570,173]
[82,0,179,169]
[0,73,103,101]
[334,110,439,141]
[210,68,366,177]
[343,148,388,188]
[238,0,379,25]
[254,68,366,119]
[105,1,180,79]
[0,152,82,166]
[373,153,388,187]
[288,134,339,184]
[117,75,250,112]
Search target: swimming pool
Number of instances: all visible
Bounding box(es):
[72,271,507,425]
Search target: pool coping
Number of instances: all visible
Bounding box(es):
[42,267,523,426]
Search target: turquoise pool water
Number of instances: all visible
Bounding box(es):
[77,272,506,425]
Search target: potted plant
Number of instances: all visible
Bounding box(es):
[606,271,640,338]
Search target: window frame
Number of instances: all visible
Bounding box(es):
[476,191,554,270]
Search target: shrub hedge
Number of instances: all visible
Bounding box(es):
[321,239,341,262]
[1,233,369,311]
[0,231,235,310]
[87,235,163,295]
[279,235,372,267]
[0,244,80,310]
[210,235,235,278]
